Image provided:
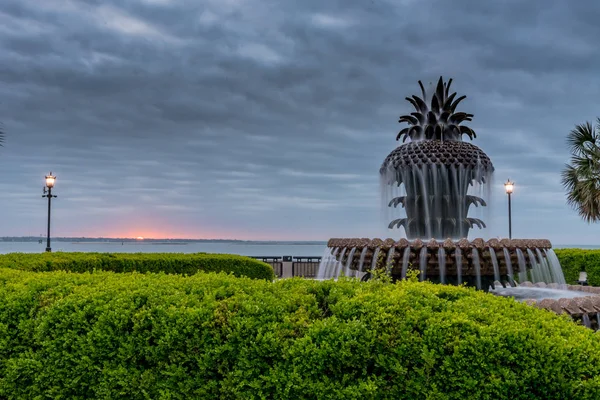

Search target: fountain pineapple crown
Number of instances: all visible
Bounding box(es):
[397,76,476,142]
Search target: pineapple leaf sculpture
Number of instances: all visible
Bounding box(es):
[380,77,494,240]
[397,77,476,142]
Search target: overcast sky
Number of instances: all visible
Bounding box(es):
[1,0,599,243]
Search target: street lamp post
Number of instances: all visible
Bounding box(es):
[42,172,57,252]
[504,179,514,239]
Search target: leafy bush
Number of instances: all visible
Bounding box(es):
[554,249,588,284]
[0,252,274,280]
[554,249,600,285]
[0,268,598,399]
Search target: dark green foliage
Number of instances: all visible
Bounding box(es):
[554,249,590,284]
[561,118,600,223]
[0,252,274,280]
[0,269,598,399]
[554,248,600,286]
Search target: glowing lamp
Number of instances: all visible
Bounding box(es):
[504,179,514,194]
[45,172,56,189]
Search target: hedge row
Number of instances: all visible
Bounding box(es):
[0,268,599,399]
[0,252,274,280]
[554,249,600,286]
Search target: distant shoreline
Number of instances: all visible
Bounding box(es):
[70,242,189,245]
[0,238,597,248]
[0,237,328,245]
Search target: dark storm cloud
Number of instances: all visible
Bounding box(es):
[1,0,599,242]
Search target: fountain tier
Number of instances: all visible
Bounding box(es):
[320,238,565,290]
[381,140,494,239]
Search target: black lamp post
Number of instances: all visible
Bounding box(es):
[504,179,514,239]
[42,172,57,252]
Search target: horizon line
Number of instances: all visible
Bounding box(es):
[0,236,328,242]
[0,236,598,247]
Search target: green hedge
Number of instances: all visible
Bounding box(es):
[0,269,598,399]
[554,249,600,286]
[0,252,274,280]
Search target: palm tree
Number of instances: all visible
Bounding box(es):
[561,118,600,223]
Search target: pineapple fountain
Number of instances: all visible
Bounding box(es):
[318,77,567,291]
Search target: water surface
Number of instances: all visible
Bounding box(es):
[491,286,595,301]
[0,241,326,257]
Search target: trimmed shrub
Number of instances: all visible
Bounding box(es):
[0,252,274,280]
[554,249,600,285]
[554,249,588,284]
[0,268,599,399]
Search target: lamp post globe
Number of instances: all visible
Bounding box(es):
[504,179,514,195]
[45,173,56,189]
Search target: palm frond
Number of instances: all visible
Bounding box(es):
[562,121,600,223]
[567,122,598,156]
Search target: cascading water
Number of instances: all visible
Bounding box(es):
[335,248,347,279]
[381,163,493,241]
[583,314,592,329]
[344,248,357,277]
[370,247,380,274]
[419,247,428,280]
[358,247,368,272]
[536,248,551,283]
[527,249,541,283]
[438,247,446,284]
[489,247,500,282]
[385,247,396,272]
[545,249,566,285]
[472,248,481,290]
[317,247,338,280]
[516,249,528,283]
[502,247,514,283]
[455,247,463,284]
[401,247,411,278]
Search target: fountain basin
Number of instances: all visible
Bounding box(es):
[321,237,563,290]
[491,286,593,301]
[491,282,600,330]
